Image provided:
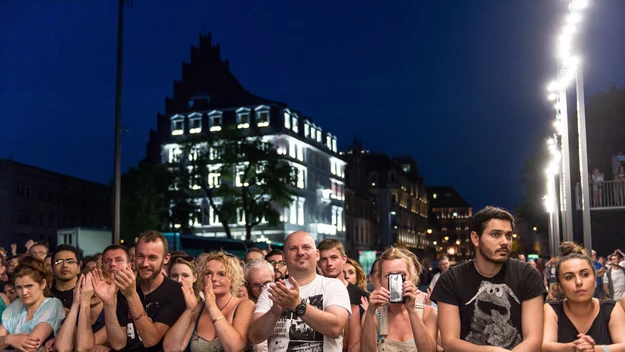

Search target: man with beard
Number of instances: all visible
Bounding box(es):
[317,239,368,352]
[52,244,82,311]
[266,249,288,281]
[249,231,351,352]
[93,230,186,352]
[431,206,545,351]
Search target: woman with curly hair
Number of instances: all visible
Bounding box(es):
[163,251,255,352]
[0,256,65,351]
[344,258,368,292]
[543,242,625,352]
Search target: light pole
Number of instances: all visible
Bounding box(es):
[576,64,592,249]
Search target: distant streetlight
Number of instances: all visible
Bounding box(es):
[513,233,518,239]
[532,227,537,232]
[426,229,433,234]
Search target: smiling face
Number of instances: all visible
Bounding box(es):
[284,232,319,275]
[558,258,596,302]
[169,263,197,289]
[472,219,513,264]
[135,239,167,282]
[204,259,232,297]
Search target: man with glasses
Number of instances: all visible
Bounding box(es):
[245,259,275,303]
[265,249,288,281]
[52,244,82,311]
[603,252,625,302]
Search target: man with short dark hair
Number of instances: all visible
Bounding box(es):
[93,230,186,351]
[245,247,265,263]
[431,206,546,351]
[102,244,131,275]
[52,244,82,310]
[317,239,368,352]
[265,249,288,281]
[429,256,450,292]
[603,253,625,302]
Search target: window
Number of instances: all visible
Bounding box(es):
[326,135,332,149]
[235,164,248,187]
[292,114,298,133]
[171,115,184,135]
[297,168,306,189]
[169,147,182,163]
[289,142,297,158]
[207,111,222,132]
[297,144,304,162]
[310,127,316,141]
[237,209,245,224]
[297,199,305,226]
[316,128,322,142]
[331,161,336,175]
[304,122,310,138]
[284,110,291,129]
[237,108,250,129]
[188,146,199,161]
[256,109,270,127]
[208,173,221,188]
[337,207,343,232]
[189,113,202,134]
[290,198,297,225]
[209,147,219,160]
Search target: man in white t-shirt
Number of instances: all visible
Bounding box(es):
[248,231,351,352]
[603,253,625,302]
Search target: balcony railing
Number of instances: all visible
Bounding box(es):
[576,180,625,210]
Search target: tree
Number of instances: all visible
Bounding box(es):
[120,163,171,243]
[170,127,297,240]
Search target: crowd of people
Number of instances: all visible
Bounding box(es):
[0,206,624,351]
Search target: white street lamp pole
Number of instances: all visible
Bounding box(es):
[576,64,592,249]
[558,89,575,242]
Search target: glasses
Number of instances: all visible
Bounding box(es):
[249,280,273,290]
[54,259,78,266]
[269,260,285,267]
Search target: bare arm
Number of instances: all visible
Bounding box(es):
[360,306,379,352]
[438,302,507,352]
[511,295,544,352]
[162,309,195,352]
[125,293,171,348]
[347,305,361,352]
[211,300,255,352]
[55,302,80,352]
[76,301,96,352]
[409,305,437,352]
[604,302,625,352]
[299,304,349,339]
[248,305,283,344]
[103,301,127,351]
[541,303,576,352]
[604,283,610,295]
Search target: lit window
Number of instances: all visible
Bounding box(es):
[209,111,222,132]
[304,122,310,138]
[238,209,245,224]
[257,110,270,127]
[235,164,248,187]
[332,138,337,152]
[289,142,297,158]
[326,135,332,149]
[237,112,250,129]
[433,193,437,199]
[297,199,305,226]
[331,161,336,175]
[171,115,184,135]
[316,128,322,143]
[297,168,306,189]
[169,148,182,163]
[189,114,202,134]
[290,198,297,225]
[208,173,221,188]
[292,114,298,133]
[297,145,304,162]
[188,147,199,161]
[310,128,316,140]
[284,111,291,129]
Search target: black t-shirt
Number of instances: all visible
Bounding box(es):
[115,277,186,352]
[431,259,546,349]
[549,299,614,345]
[52,285,75,310]
[346,283,369,306]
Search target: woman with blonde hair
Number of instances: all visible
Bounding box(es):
[169,255,199,296]
[543,242,625,352]
[163,251,255,352]
[344,258,368,292]
[362,247,438,352]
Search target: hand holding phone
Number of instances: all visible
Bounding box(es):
[388,274,405,303]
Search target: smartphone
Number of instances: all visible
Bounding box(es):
[388,274,404,303]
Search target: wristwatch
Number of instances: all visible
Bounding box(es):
[294,299,307,316]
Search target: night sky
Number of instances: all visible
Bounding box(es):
[2,1,625,212]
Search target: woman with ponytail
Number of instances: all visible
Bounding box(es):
[0,256,65,351]
[543,242,625,352]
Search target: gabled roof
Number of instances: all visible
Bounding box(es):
[427,186,471,208]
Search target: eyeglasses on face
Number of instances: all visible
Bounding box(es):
[269,260,285,267]
[54,258,78,266]
[249,280,273,290]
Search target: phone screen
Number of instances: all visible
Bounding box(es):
[388,274,404,303]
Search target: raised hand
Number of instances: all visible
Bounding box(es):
[268,277,300,312]
[73,275,84,307]
[113,268,137,298]
[402,280,418,310]
[424,287,433,306]
[10,243,17,255]
[81,272,95,304]
[92,269,117,304]
[182,285,198,311]
[360,296,369,312]
[203,275,217,308]
[367,287,390,312]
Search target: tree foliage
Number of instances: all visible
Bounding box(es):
[169,127,297,240]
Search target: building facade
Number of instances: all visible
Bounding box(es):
[426,186,473,259]
[145,33,346,245]
[0,159,112,247]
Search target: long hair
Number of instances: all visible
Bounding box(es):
[170,256,200,299]
[346,257,367,292]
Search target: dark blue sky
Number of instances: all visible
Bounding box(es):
[2,1,625,212]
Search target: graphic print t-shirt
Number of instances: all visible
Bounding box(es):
[431,259,545,349]
[254,275,351,352]
[116,277,186,352]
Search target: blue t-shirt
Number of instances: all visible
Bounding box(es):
[595,262,603,285]
[2,297,65,336]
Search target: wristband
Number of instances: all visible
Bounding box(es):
[132,311,147,321]
[212,315,225,324]
[602,346,610,352]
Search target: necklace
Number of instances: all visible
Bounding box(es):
[218,295,233,311]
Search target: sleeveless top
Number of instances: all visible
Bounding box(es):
[376,304,425,352]
[188,303,254,352]
[548,299,615,344]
